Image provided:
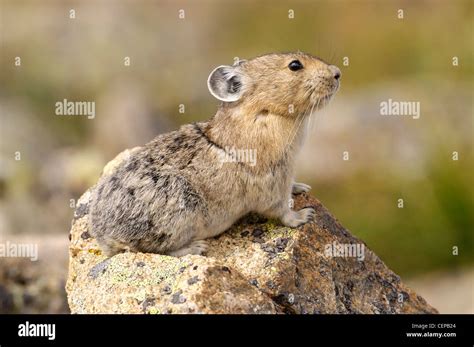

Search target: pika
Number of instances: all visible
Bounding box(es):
[90,52,341,257]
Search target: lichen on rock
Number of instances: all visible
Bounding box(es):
[65,150,438,314]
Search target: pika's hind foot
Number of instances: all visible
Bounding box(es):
[167,240,209,257]
[292,182,311,195]
[281,207,315,228]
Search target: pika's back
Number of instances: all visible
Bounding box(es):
[89,123,217,254]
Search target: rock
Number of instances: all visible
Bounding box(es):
[66,150,438,314]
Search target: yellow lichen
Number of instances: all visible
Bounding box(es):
[147,307,160,314]
[264,224,298,240]
[105,254,191,289]
[88,248,102,256]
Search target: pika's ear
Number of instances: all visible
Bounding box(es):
[207,65,244,102]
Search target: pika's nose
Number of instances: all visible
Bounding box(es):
[329,65,341,80]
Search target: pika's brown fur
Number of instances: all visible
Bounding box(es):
[89,52,341,256]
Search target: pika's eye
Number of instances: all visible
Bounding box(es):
[288,60,304,71]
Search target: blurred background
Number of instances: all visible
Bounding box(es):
[0,0,472,313]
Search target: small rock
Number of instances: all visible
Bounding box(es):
[261,243,276,254]
[80,232,91,240]
[161,286,172,295]
[187,276,199,285]
[266,280,276,289]
[87,258,111,279]
[252,228,264,238]
[171,291,186,304]
[141,297,156,312]
[275,237,289,252]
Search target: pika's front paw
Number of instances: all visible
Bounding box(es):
[292,182,312,195]
[281,207,315,228]
[168,240,209,257]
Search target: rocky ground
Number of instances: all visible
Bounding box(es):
[66,190,438,314]
[2,231,470,314]
[65,149,438,314]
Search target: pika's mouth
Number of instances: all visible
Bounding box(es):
[318,81,340,103]
[313,90,336,107]
[320,93,334,103]
[307,78,339,111]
